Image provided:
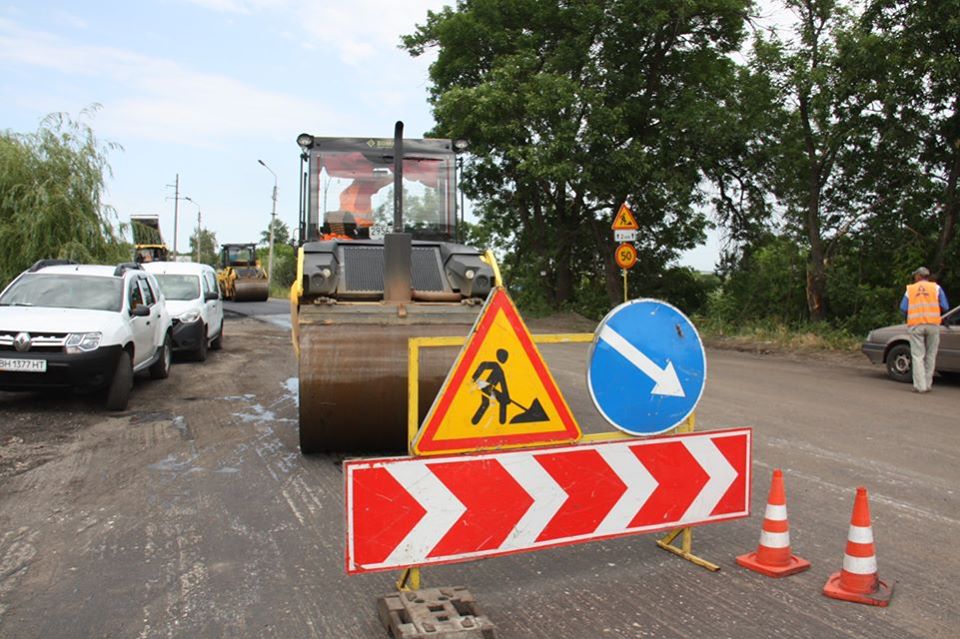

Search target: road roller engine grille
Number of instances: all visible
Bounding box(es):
[340,245,446,294]
[300,240,494,300]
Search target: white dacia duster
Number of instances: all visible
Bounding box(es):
[0,260,174,410]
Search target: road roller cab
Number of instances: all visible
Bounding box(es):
[217,243,270,302]
[292,125,496,453]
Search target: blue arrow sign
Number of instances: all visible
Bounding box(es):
[587,299,706,435]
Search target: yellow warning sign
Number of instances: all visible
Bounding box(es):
[413,288,581,456]
[611,202,639,230]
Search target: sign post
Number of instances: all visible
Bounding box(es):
[612,203,639,303]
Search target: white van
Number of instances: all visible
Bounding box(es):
[143,262,223,361]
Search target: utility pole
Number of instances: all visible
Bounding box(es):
[195,209,202,263]
[184,196,201,263]
[165,174,181,257]
[258,159,278,285]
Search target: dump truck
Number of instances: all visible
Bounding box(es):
[217,243,270,302]
[131,215,169,263]
[291,123,497,453]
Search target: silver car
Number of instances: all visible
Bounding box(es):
[862,306,960,382]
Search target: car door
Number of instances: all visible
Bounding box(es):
[937,307,960,371]
[204,270,223,338]
[128,278,153,368]
[138,277,165,350]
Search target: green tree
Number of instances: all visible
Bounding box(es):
[856,0,960,284]
[189,227,218,266]
[260,218,290,246]
[0,108,127,283]
[746,0,876,322]
[404,0,750,312]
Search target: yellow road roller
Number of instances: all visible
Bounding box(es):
[290,123,496,453]
[217,243,270,301]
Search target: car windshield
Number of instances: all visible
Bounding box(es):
[0,274,123,311]
[154,274,201,301]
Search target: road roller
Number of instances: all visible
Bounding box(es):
[217,243,270,301]
[291,123,497,453]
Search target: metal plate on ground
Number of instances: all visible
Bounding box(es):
[378,587,498,639]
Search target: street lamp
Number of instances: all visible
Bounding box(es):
[183,196,201,263]
[257,159,278,286]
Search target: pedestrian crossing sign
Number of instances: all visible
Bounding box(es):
[611,203,639,230]
[412,287,582,456]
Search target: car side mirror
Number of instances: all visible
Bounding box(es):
[130,305,150,317]
[204,291,219,301]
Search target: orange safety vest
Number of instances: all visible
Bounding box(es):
[906,281,942,326]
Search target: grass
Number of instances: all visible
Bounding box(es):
[693,316,863,354]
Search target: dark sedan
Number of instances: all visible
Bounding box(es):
[862,306,960,382]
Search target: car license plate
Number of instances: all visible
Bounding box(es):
[0,358,47,373]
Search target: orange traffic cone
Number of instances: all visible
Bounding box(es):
[736,469,810,577]
[823,486,894,606]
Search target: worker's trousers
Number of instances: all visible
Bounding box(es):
[908,323,940,392]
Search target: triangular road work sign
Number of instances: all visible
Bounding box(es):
[413,288,581,456]
[612,203,639,230]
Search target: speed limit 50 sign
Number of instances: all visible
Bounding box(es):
[615,243,637,270]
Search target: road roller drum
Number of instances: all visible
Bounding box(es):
[296,303,482,453]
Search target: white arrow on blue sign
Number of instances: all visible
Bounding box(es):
[587,299,706,436]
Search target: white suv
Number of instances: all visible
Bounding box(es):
[143,261,224,360]
[0,260,173,410]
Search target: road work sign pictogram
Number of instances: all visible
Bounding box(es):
[588,299,706,436]
[611,203,639,230]
[346,428,751,573]
[413,288,581,456]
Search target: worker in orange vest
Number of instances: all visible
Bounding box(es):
[900,266,950,392]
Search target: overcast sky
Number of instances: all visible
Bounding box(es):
[1,1,725,270]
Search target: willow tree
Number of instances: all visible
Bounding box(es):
[404,0,751,309]
[0,108,127,283]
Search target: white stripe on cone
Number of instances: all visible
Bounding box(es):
[847,525,874,544]
[759,530,791,548]
[764,503,787,520]
[843,554,878,575]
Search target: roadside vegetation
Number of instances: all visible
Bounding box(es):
[0,107,129,284]
[406,0,958,344]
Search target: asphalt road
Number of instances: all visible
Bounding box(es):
[0,310,957,638]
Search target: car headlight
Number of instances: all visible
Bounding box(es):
[65,332,102,354]
[177,310,201,323]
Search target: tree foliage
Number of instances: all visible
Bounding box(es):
[188,227,218,266]
[404,0,751,316]
[0,108,127,284]
[260,218,290,247]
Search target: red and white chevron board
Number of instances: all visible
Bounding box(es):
[345,428,751,574]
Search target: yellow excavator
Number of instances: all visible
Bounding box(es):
[217,243,270,301]
[290,123,497,453]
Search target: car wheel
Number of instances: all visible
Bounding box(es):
[885,343,912,383]
[105,350,133,411]
[150,333,172,379]
[194,327,208,362]
[210,325,223,351]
